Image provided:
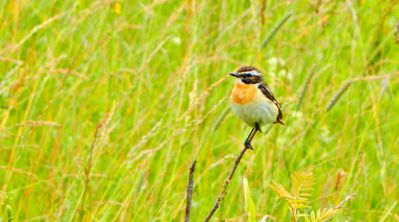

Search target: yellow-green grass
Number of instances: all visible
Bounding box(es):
[1,0,398,221]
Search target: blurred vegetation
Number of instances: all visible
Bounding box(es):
[0,0,398,221]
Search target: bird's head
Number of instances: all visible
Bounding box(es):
[229,66,264,84]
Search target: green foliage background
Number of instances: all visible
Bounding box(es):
[0,0,398,221]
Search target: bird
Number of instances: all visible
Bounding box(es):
[229,66,284,150]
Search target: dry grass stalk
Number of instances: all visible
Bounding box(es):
[78,105,116,221]
[185,161,197,222]
[0,14,63,55]
[326,72,398,112]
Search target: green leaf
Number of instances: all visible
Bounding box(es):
[243,178,256,222]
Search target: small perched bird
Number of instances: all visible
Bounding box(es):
[230,66,284,149]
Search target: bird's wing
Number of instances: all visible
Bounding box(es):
[258,82,284,125]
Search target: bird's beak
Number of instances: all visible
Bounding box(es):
[229,72,239,77]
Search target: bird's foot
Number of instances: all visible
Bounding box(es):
[244,140,254,150]
[255,122,262,133]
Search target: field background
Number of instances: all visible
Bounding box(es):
[1,0,399,221]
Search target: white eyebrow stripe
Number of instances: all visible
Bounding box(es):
[241,71,261,76]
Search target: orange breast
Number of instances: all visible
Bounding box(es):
[230,82,258,104]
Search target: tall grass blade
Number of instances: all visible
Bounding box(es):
[243,178,257,222]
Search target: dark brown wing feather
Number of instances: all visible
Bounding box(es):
[258,82,284,125]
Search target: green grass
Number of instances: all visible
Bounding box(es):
[1,0,399,221]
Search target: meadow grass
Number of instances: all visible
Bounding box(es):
[0,0,398,221]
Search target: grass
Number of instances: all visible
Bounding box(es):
[1,0,399,221]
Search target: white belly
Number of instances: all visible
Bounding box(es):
[231,97,278,128]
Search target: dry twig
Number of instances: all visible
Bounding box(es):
[203,146,251,222]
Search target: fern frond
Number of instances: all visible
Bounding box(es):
[270,181,295,199]
[270,181,309,209]
[270,173,354,221]
[291,171,314,200]
[305,208,340,222]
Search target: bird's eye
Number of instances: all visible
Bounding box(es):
[243,74,251,77]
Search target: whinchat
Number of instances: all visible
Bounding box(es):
[230,66,284,149]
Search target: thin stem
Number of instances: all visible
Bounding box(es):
[78,124,101,222]
[185,160,197,222]
[290,207,298,222]
[248,128,258,142]
[203,128,257,222]
[245,128,255,143]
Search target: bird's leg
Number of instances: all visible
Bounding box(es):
[244,123,262,150]
[255,122,262,133]
[244,127,258,150]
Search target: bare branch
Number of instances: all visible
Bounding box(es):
[203,146,250,222]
